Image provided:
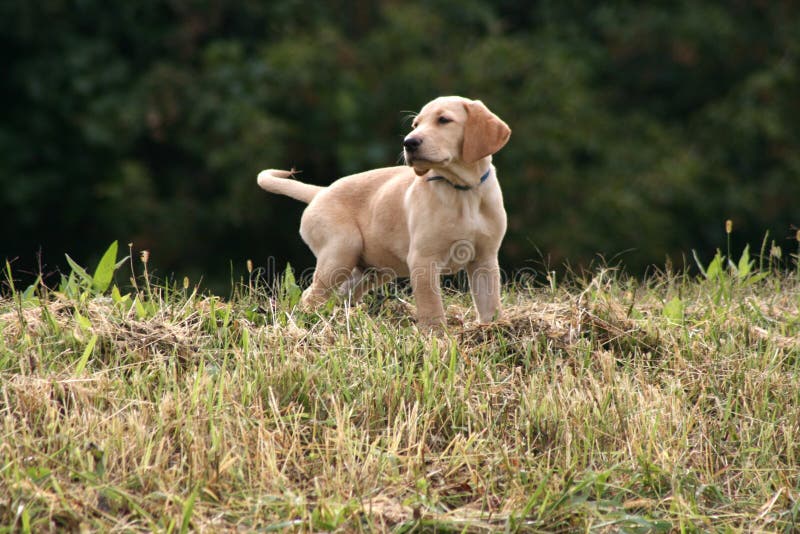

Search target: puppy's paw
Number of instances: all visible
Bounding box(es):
[299,287,328,311]
[416,316,446,334]
[476,310,504,326]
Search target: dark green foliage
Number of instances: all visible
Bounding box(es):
[1,1,798,290]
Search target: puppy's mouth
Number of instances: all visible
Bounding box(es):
[404,153,450,167]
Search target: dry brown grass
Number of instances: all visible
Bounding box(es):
[1,271,800,531]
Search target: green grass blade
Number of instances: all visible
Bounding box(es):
[180,485,200,534]
[737,244,752,279]
[75,334,97,375]
[92,240,119,294]
[65,253,93,285]
[691,250,707,278]
[5,259,16,293]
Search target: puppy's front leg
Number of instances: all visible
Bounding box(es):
[467,256,502,323]
[409,255,445,328]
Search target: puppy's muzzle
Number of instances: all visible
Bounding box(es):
[403,136,422,152]
[403,135,423,165]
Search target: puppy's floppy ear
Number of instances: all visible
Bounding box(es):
[461,100,511,163]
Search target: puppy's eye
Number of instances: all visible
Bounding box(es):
[437,116,452,125]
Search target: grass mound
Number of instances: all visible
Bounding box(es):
[2,256,800,531]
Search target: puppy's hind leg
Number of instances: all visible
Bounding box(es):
[338,267,367,304]
[301,233,363,309]
[339,268,396,304]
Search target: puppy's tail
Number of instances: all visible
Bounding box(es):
[257,169,324,204]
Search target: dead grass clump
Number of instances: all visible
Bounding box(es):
[458,295,663,361]
[0,294,207,367]
[458,302,576,360]
[0,298,72,340]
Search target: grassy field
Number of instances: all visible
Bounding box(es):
[2,242,800,532]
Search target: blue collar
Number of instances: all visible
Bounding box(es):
[426,168,491,191]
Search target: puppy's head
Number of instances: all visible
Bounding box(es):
[403,96,511,176]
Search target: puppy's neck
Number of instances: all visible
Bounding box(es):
[426,157,493,190]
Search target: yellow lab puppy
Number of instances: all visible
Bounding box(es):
[257,96,510,328]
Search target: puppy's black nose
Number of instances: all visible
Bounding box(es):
[403,136,422,151]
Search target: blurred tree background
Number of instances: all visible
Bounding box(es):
[2,0,798,291]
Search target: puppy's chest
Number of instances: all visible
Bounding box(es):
[435,201,503,268]
[408,190,504,257]
[447,198,497,237]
